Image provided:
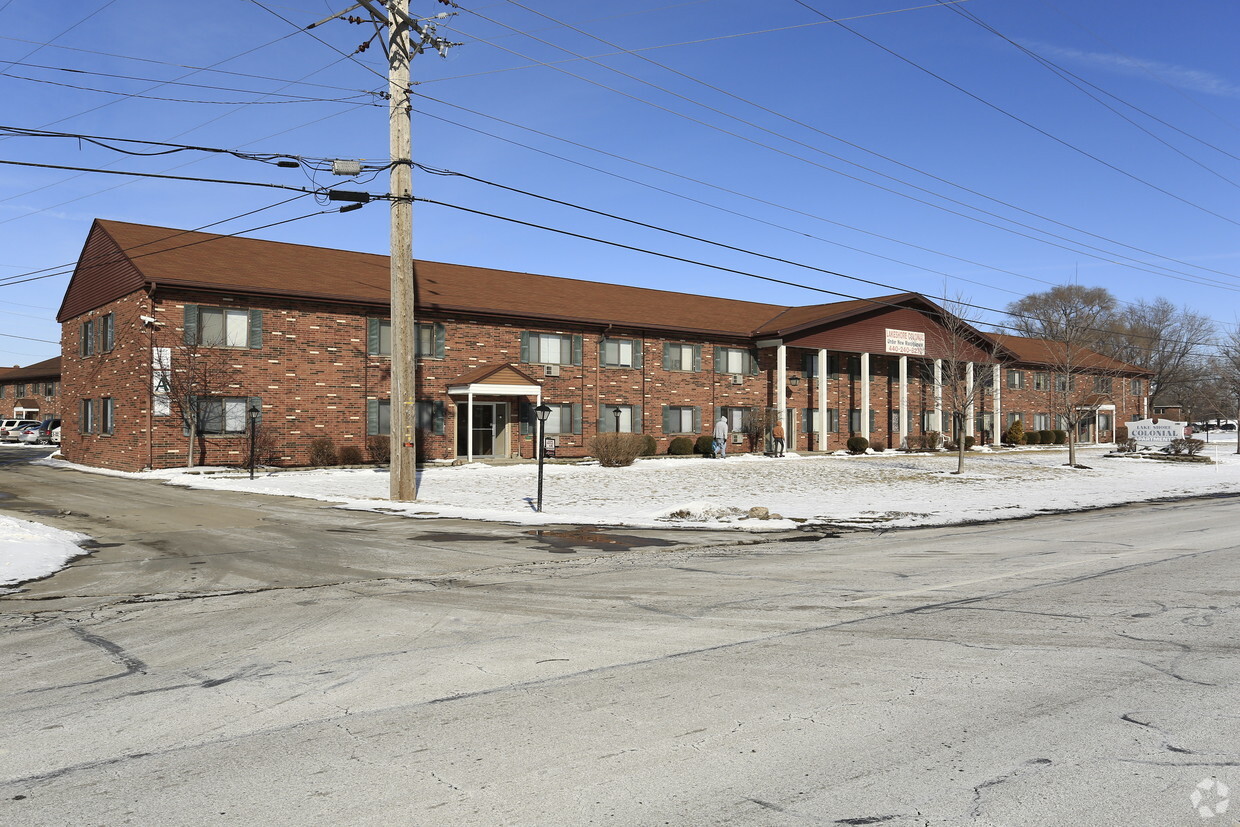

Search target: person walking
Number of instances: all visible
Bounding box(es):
[713,415,729,458]
[772,420,786,457]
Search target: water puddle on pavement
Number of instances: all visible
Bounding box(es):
[524,527,678,554]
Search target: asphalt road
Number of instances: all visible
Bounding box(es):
[2,450,1239,825]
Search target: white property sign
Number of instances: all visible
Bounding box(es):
[1127,418,1186,446]
[885,328,926,355]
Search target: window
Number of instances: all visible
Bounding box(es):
[101,313,115,352]
[101,398,115,435]
[185,305,262,349]
[200,308,250,348]
[662,343,701,372]
[803,352,821,378]
[1033,372,1049,391]
[721,406,748,433]
[1094,376,1112,393]
[44,383,53,396]
[890,410,902,432]
[197,397,251,435]
[602,338,642,368]
[16,383,26,397]
[1006,412,1024,428]
[849,409,877,433]
[922,411,940,432]
[1099,412,1113,433]
[1130,378,1142,395]
[804,408,839,433]
[1034,413,1051,431]
[521,332,582,366]
[1007,370,1025,389]
[80,399,95,433]
[663,405,700,434]
[367,319,445,358]
[542,403,579,435]
[715,347,753,376]
[1054,374,1073,392]
[366,399,446,435]
[81,319,96,356]
[598,404,641,433]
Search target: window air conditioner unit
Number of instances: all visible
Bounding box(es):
[730,374,744,385]
[543,364,560,377]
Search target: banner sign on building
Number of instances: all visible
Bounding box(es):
[885,328,926,355]
[1127,418,1186,446]
[152,347,171,417]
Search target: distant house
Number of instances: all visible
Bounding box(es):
[56,219,1151,471]
[0,357,61,421]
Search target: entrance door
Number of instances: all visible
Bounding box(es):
[456,402,508,457]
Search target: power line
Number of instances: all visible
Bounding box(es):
[790,0,1240,230]
[489,0,1240,287]
[0,157,341,194]
[445,11,1240,291]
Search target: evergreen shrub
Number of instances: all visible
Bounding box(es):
[846,436,869,454]
[694,434,715,455]
[1053,430,1068,445]
[667,436,695,455]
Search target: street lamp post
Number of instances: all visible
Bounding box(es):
[248,403,260,480]
[535,404,551,512]
[612,406,622,434]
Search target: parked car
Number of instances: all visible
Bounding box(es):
[21,418,61,445]
[0,419,40,442]
[51,425,60,444]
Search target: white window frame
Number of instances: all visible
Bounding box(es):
[198,397,249,435]
[666,344,696,372]
[199,307,250,349]
[666,406,696,433]
[602,338,637,368]
[543,403,575,435]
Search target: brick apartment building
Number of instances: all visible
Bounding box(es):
[0,357,61,421]
[55,219,1150,472]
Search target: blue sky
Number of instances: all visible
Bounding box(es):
[1,0,1237,367]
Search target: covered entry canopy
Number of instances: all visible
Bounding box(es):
[446,364,542,462]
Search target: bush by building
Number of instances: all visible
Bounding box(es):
[1003,419,1025,445]
[338,445,363,465]
[846,436,869,454]
[1053,430,1068,445]
[640,434,657,456]
[694,434,715,455]
[366,435,390,464]
[591,433,647,467]
[309,437,337,466]
[667,436,695,455]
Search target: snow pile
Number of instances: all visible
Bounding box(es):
[0,514,89,587]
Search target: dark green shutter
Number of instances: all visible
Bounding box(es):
[433,323,446,359]
[367,399,379,435]
[692,406,702,433]
[633,405,642,433]
[749,350,760,375]
[519,401,532,435]
[520,332,531,363]
[572,404,582,435]
[248,309,263,349]
[632,341,643,369]
[572,335,583,366]
[714,347,723,373]
[367,318,380,355]
[692,345,702,373]
[662,405,671,433]
[184,305,198,345]
[662,343,672,370]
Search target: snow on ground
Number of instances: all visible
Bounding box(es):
[28,435,1240,534]
[0,513,89,587]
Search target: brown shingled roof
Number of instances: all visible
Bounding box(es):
[0,357,61,381]
[59,220,804,337]
[989,333,1147,374]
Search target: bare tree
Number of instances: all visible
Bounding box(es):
[931,298,1006,474]
[154,333,245,468]
[1102,298,1215,406]
[1212,326,1240,453]
[1006,286,1121,468]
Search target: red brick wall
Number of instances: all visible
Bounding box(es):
[59,290,1150,470]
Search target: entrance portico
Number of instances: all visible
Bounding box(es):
[447,364,542,462]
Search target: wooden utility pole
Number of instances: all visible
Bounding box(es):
[326,0,453,500]
[386,0,416,501]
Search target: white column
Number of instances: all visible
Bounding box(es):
[899,355,909,449]
[934,358,943,437]
[860,352,871,440]
[965,362,975,438]
[817,348,828,451]
[776,344,787,438]
[467,390,474,462]
[992,363,1002,445]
